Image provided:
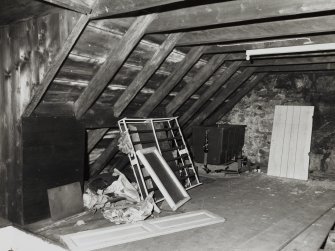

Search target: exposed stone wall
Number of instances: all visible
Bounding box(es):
[218,72,335,177]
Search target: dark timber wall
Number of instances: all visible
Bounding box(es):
[0,9,81,224]
[22,116,85,224]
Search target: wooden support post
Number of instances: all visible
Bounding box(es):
[41,0,92,14]
[87,128,109,153]
[166,54,228,115]
[179,61,243,126]
[184,67,256,137]
[74,14,156,119]
[204,73,267,126]
[113,33,183,117]
[137,46,206,117]
[23,14,89,117]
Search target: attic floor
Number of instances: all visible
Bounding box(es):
[29,173,335,251]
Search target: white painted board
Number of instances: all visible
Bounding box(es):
[268,105,314,180]
[61,210,225,251]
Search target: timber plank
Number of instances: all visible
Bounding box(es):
[74,14,156,118]
[179,61,242,126]
[166,54,228,116]
[281,207,335,251]
[23,14,89,117]
[137,46,206,117]
[113,33,183,117]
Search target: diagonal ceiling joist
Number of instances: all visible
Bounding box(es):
[113,33,183,117]
[23,14,89,117]
[183,67,257,137]
[166,53,228,115]
[137,46,206,117]
[145,0,335,33]
[40,0,92,14]
[204,73,267,126]
[176,15,335,46]
[179,61,243,127]
[74,14,156,118]
[87,128,109,153]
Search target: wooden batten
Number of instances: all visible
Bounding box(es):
[137,46,206,117]
[74,14,157,119]
[166,54,228,116]
[113,33,183,117]
[179,61,243,126]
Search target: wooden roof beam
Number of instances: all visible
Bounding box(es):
[23,14,89,117]
[136,46,206,117]
[113,33,183,117]
[74,14,156,118]
[92,0,186,19]
[146,0,335,33]
[183,67,257,137]
[40,0,92,14]
[179,61,243,127]
[177,15,335,46]
[204,73,267,126]
[166,54,228,116]
[87,128,109,153]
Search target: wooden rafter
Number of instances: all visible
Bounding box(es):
[137,46,206,117]
[87,128,109,153]
[204,73,267,126]
[166,54,228,115]
[90,139,119,177]
[183,67,257,137]
[176,15,335,46]
[74,14,156,118]
[248,55,335,66]
[23,14,89,117]
[179,61,243,127]
[92,0,186,18]
[40,0,91,14]
[113,33,183,117]
[146,0,335,33]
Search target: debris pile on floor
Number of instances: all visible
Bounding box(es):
[83,169,156,224]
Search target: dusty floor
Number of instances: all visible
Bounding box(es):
[31,172,335,251]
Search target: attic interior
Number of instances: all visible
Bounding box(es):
[1,0,335,250]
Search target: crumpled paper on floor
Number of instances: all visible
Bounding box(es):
[102,192,155,224]
[83,169,158,224]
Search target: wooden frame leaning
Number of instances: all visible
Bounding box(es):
[136,147,190,211]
